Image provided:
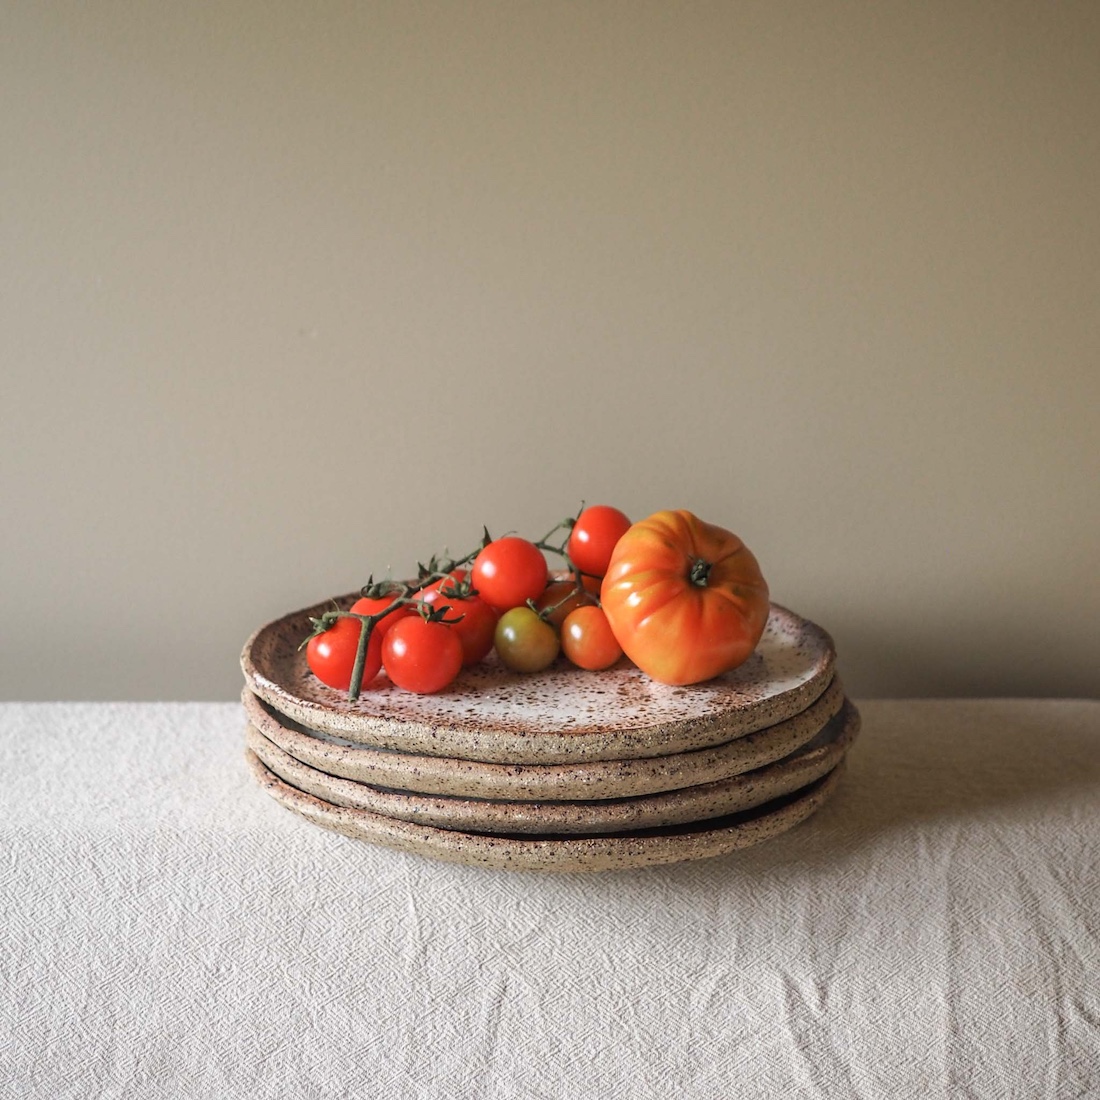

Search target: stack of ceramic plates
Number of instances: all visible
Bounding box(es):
[240,595,858,872]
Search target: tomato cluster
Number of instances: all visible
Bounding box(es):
[305,505,632,696]
[305,505,770,697]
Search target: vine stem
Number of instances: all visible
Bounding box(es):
[534,514,576,549]
[532,538,602,616]
[347,613,374,702]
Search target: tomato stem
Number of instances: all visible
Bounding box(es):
[534,514,577,548]
[347,614,374,702]
[689,558,712,587]
[532,541,602,611]
[416,600,466,626]
[360,575,403,600]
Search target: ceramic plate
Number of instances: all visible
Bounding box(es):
[246,699,859,835]
[241,598,836,764]
[242,676,845,800]
[245,750,846,872]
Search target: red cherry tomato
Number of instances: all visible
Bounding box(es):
[568,505,632,578]
[419,573,498,666]
[560,605,623,670]
[471,537,549,612]
[381,616,463,694]
[306,616,382,692]
[493,607,560,672]
[349,592,414,636]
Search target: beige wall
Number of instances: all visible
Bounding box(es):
[3,1,1097,701]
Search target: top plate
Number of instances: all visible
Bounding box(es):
[241,594,836,764]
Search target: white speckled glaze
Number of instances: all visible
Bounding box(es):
[245,699,859,835]
[245,749,847,872]
[242,676,845,799]
[241,597,836,764]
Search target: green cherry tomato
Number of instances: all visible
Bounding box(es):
[494,607,560,673]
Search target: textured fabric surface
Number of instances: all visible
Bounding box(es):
[2,699,1098,1099]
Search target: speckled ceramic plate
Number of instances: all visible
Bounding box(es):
[245,749,846,872]
[241,676,845,800]
[245,699,859,835]
[241,598,836,764]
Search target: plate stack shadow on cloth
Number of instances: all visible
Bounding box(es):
[240,596,859,872]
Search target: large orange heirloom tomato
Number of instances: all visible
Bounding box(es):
[599,510,770,685]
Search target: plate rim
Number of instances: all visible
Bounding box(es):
[241,676,846,800]
[246,699,860,835]
[241,597,837,764]
[246,750,846,872]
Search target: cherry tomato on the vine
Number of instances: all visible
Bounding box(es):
[349,593,414,636]
[561,605,623,671]
[306,616,382,692]
[381,616,463,694]
[419,573,498,666]
[533,579,595,628]
[493,607,559,673]
[568,505,632,578]
[472,537,548,612]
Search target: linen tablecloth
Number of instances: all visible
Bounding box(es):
[2,699,1098,1098]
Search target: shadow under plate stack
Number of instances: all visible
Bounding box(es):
[240,596,858,872]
